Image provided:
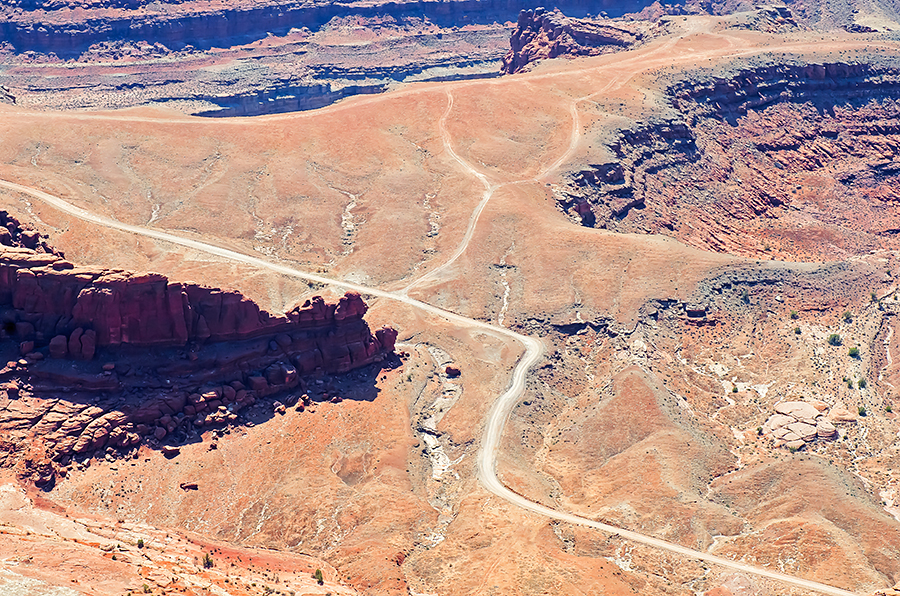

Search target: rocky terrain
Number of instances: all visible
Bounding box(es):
[501,8,652,74]
[5,6,900,596]
[0,210,397,490]
[557,60,900,261]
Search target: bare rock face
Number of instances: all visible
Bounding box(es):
[0,241,396,369]
[501,8,646,74]
[0,213,399,486]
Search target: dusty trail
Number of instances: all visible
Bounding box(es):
[0,176,860,596]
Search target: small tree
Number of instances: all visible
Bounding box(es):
[137,538,144,549]
[828,334,842,346]
[314,569,324,585]
[203,553,214,569]
[849,346,860,358]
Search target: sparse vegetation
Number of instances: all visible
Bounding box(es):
[886,404,893,413]
[828,334,842,346]
[858,406,867,416]
[794,326,801,335]
[741,288,749,303]
[842,311,852,322]
[142,585,151,594]
[137,538,144,549]
[858,378,867,389]
[314,569,324,585]
[732,385,738,393]
[849,346,860,358]
[848,379,854,389]
[871,291,878,302]
[790,310,799,319]
[203,553,214,569]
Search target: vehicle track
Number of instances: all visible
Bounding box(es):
[0,177,859,596]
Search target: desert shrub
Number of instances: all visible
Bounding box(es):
[849,346,860,358]
[858,378,867,389]
[886,404,893,413]
[828,334,842,346]
[790,310,799,319]
[794,327,801,335]
[203,553,213,569]
[314,569,324,585]
[137,538,144,549]
[858,406,867,416]
[843,311,853,322]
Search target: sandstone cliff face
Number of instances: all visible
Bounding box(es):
[558,61,900,261]
[501,8,645,74]
[0,0,615,56]
[0,212,398,486]
[0,242,396,363]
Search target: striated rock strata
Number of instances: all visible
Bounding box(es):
[558,61,900,261]
[501,7,647,74]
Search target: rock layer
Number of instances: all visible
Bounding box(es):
[559,61,900,261]
[501,8,646,74]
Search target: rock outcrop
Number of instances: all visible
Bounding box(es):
[501,8,646,74]
[0,241,395,365]
[0,213,398,486]
[762,400,842,450]
[557,61,900,261]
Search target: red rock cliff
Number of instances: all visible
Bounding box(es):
[0,241,396,369]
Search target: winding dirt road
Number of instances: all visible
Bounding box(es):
[0,176,859,596]
[1,18,889,596]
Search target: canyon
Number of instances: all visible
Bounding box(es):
[4,2,900,596]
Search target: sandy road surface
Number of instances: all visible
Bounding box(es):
[0,176,860,596]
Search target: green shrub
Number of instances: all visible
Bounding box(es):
[790,310,799,320]
[314,569,324,586]
[137,538,144,549]
[842,311,853,322]
[828,334,842,346]
[858,378,867,389]
[203,553,213,569]
[142,585,151,594]
[858,406,867,416]
[848,379,854,389]
[871,291,878,302]
[886,404,893,413]
[741,288,749,303]
[732,385,738,393]
[794,327,801,335]
[849,346,860,358]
